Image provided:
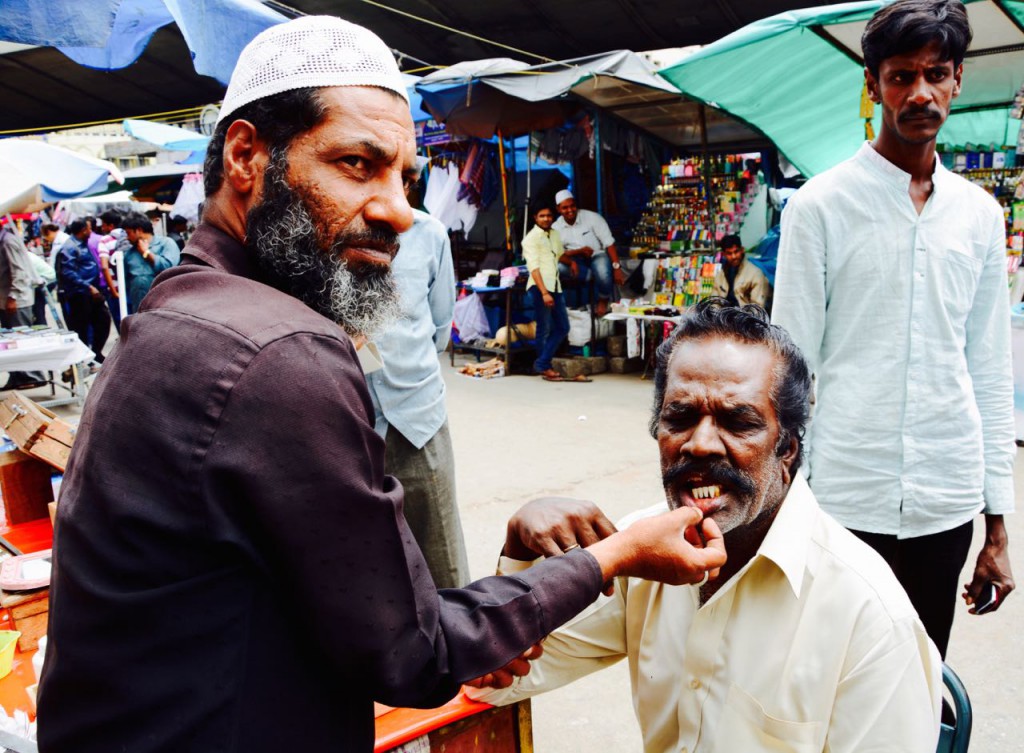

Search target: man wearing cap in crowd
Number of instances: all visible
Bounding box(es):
[38,15,727,753]
[553,189,625,317]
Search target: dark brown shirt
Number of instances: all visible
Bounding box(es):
[38,223,602,752]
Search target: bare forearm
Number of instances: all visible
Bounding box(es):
[530,269,549,297]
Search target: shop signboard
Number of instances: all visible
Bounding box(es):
[417,119,464,148]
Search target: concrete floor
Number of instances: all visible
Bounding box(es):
[30,350,1023,751]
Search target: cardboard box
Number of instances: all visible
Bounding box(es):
[0,451,54,526]
[0,393,75,471]
[0,588,48,652]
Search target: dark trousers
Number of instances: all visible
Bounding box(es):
[850,520,974,658]
[66,292,111,363]
[530,287,570,373]
[105,289,121,333]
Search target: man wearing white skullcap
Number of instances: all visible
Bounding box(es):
[553,188,624,317]
[38,15,726,753]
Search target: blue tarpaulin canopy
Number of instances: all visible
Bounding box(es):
[0,0,285,85]
[123,118,210,152]
[0,139,124,214]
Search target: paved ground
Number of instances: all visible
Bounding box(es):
[31,350,1023,751]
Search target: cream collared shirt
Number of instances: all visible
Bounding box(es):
[712,257,770,308]
[468,475,941,753]
[522,224,563,293]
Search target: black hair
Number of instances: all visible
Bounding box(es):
[67,219,88,235]
[41,223,59,234]
[719,234,742,251]
[121,212,154,234]
[203,88,328,198]
[862,0,972,77]
[169,215,188,228]
[99,210,122,228]
[648,297,812,474]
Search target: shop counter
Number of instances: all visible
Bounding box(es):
[0,520,531,752]
[375,693,532,752]
[0,329,94,409]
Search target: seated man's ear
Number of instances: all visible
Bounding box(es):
[780,436,799,484]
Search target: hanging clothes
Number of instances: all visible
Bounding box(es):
[423,161,479,238]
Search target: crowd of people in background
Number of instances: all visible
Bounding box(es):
[0,210,187,386]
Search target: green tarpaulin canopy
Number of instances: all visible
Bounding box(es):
[659,0,1024,176]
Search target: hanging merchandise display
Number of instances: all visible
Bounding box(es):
[939,143,1024,280]
[622,153,766,311]
[630,154,762,255]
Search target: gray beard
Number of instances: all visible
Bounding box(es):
[245,151,401,340]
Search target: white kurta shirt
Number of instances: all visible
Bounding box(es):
[469,476,941,753]
[772,142,1014,537]
[553,208,616,256]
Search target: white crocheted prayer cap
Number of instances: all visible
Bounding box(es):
[218,16,408,124]
[555,189,574,206]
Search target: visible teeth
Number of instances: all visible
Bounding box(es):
[691,485,721,499]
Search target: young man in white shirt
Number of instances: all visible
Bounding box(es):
[772,0,1014,658]
[469,299,941,753]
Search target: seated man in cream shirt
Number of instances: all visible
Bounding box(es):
[468,299,941,753]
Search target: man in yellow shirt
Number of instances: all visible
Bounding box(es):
[522,206,569,380]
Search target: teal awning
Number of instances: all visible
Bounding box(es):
[659,0,1024,176]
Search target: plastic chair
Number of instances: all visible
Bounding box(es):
[938,663,971,753]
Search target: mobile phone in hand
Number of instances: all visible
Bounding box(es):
[975,582,1000,614]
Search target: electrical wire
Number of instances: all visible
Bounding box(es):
[0,105,208,136]
[353,0,556,64]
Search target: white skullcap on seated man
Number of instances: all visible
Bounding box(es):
[38,14,727,753]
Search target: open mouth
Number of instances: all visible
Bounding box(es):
[677,481,728,515]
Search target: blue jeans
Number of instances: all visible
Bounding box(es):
[557,253,615,303]
[530,287,569,373]
[589,253,615,300]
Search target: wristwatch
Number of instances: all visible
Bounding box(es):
[611,262,621,270]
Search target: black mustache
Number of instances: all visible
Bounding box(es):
[662,460,756,497]
[899,108,941,121]
[333,228,399,257]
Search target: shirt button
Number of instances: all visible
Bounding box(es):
[690,678,701,690]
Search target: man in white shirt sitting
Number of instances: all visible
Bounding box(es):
[469,299,941,753]
[553,189,625,317]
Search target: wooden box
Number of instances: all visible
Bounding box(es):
[0,393,75,472]
[0,588,48,652]
[0,451,54,525]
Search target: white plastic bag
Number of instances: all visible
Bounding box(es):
[567,308,592,347]
[453,292,490,342]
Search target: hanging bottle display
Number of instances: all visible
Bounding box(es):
[629,153,764,308]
